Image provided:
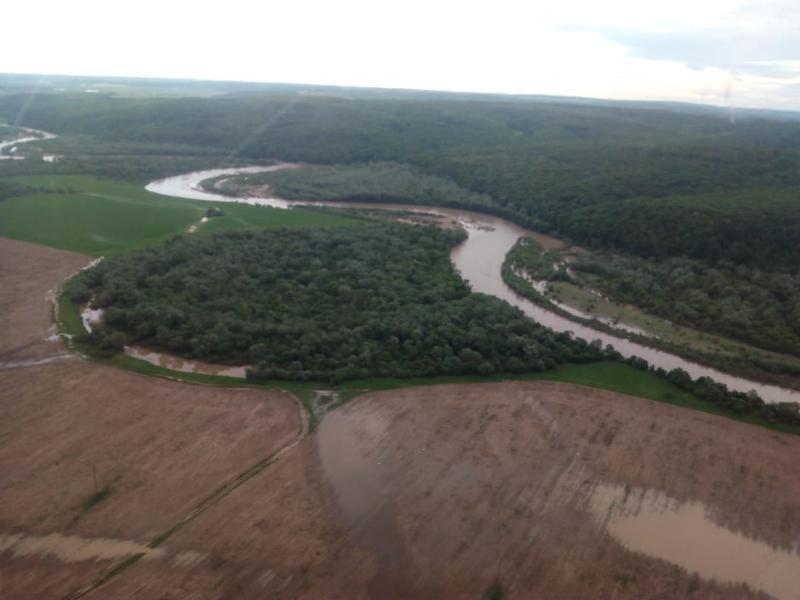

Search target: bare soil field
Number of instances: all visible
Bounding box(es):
[93,382,799,600]
[2,236,799,599]
[0,237,88,363]
[0,236,304,598]
[0,361,302,598]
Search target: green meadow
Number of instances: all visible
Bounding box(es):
[0,175,357,255]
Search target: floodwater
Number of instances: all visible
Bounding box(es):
[79,296,248,377]
[81,305,104,333]
[124,346,247,378]
[0,354,75,370]
[318,406,389,521]
[144,164,800,404]
[0,532,164,562]
[317,405,413,595]
[589,484,800,600]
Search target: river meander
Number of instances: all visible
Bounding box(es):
[143,164,800,405]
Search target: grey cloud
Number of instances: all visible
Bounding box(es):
[597,29,799,77]
[565,1,800,79]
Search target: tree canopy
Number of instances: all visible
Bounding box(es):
[72,223,609,382]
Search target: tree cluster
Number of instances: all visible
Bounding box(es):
[74,223,610,382]
[572,252,800,357]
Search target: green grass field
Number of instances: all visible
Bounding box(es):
[0,175,358,255]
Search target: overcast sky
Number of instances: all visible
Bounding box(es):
[4,0,799,110]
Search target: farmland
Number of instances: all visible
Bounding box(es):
[0,175,357,255]
[2,76,800,598]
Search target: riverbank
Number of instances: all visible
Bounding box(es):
[503,239,800,392]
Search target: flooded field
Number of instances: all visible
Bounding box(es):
[87,381,800,598]
[589,484,800,600]
[124,346,248,378]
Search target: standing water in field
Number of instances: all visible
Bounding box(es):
[145,165,800,404]
[588,483,800,600]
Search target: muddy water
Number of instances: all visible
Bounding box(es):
[80,305,104,333]
[145,165,800,404]
[318,406,389,521]
[317,405,414,595]
[589,484,800,600]
[0,532,164,562]
[124,346,247,378]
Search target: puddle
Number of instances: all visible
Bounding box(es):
[124,345,247,378]
[0,354,75,370]
[589,483,800,600]
[172,550,206,568]
[0,532,164,563]
[317,405,413,594]
[80,305,104,333]
[317,406,389,522]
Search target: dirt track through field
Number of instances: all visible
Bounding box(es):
[86,382,800,600]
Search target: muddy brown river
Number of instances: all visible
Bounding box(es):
[144,164,800,405]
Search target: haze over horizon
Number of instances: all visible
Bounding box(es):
[3,0,799,110]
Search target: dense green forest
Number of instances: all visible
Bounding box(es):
[570,253,800,356]
[0,133,245,182]
[215,162,499,213]
[3,90,800,264]
[70,224,611,381]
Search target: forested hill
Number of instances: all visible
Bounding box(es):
[3,87,800,266]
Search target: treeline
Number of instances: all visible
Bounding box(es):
[0,152,244,183]
[4,91,800,264]
[0,180,76,201]
[621,357,800,427]
[662,367,800,426]
[220,162,499,213]
[0,180,25,201]
[70,224,610,382]
[572,252,800,357]
[557,190,800,266]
